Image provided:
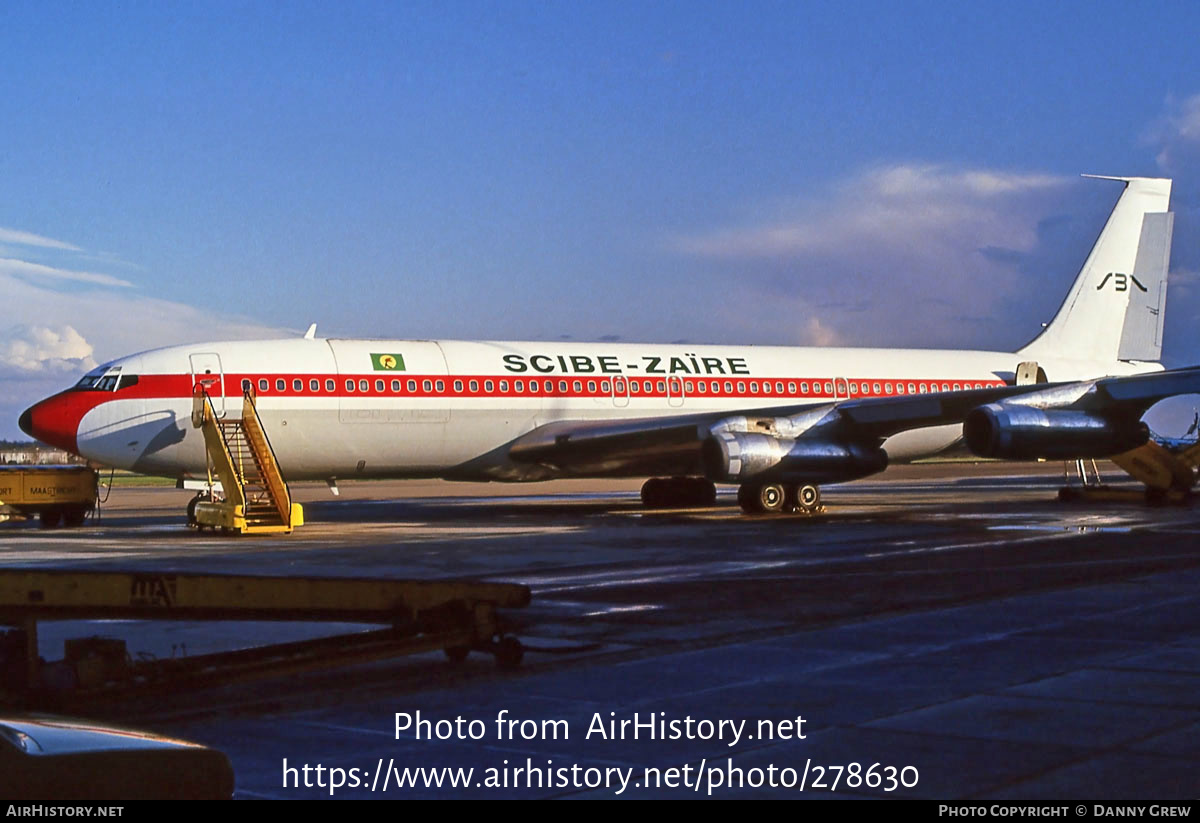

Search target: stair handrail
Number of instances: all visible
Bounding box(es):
[240,386,292,525]
[191,386,247,510]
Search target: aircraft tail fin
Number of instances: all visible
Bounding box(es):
[1018,176,1173,365]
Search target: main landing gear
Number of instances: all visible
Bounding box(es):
[639,477,823,515]
[640,477,718,508]
[736,482,822,515]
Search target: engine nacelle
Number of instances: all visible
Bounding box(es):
[703,432,888,484]
[963,404,1149,460]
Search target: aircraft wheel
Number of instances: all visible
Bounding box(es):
[795,484,821,513]
[641,478,665,508]
[739,482,785,514]
[667,477,688,507]
[444,645,471,664]
[673,477,716,507]
[692,478,717,506]
[737,483,761,513]
[644,477,719,509]
[494,636,524,670]
[758,483,787,513]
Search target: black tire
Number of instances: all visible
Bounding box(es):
[739,482,785,514]
[690,478,717,506]
[444,646,471,663]
[737,483,761,513]
[645,477,717,509]
[495,636,524,670]
[664,477,685,507]
[39,509,62,529]
[758,483,787,513]
[796,484,821,513]
[186,493,210,527]
[63,506,88,528]
[641,478,664,508]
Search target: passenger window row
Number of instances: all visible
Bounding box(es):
[237,376,1002,397]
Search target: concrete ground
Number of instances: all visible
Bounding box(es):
[2,463,1198,798]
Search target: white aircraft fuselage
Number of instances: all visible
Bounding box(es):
[20,337,1154,482]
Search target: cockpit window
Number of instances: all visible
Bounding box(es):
[74,367,130,392]
[74,367,109,390]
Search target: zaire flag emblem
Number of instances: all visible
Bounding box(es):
[370,353,405,371]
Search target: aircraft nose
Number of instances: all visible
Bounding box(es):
[18,393,81,454]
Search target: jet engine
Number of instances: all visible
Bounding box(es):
[963,403,1148,460]
[702,431,888,484]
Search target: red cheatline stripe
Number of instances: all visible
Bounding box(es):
[86,373,1008,401]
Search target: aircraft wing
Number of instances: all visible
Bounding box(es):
[507,365,1200,478]
[507,384,1022,465]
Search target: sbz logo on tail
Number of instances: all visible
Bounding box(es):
[1096,272,1147,292]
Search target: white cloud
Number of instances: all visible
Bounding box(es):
[1,231,291,438]
[871,166,1065,198]
[663,164,1077,350]
[3,270,290,438]
[0,227,81,252]
[5,270,288,365]
[1147,93,1200,174]
[0,325,97,377]
[669,164,1068,260]
[799,316,840,347]
[0,257,134,288]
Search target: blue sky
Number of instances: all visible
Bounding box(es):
[5,1,1200,438]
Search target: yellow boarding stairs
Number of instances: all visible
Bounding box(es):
[190,386,304,534]
[1110,438,1200,503]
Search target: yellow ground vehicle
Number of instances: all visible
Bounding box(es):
[0,466,97,528]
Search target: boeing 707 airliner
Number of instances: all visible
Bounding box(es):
[20,176,1200,513]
